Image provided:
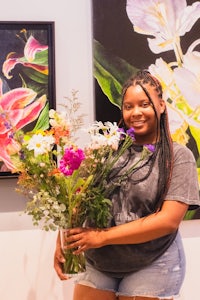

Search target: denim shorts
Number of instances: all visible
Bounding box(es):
[75,232,186,299]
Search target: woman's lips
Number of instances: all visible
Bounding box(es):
[131,120,145,127]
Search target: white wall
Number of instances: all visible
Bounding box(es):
[0,1,200,300]
[0,1,93,299]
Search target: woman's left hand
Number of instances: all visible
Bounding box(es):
[64,227,105,254]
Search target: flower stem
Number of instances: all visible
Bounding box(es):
[173,38,183,66]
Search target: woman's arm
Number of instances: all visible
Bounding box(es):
[66,200,188,254]
[102,200,188,244]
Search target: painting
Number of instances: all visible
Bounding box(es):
[92,0,200,219]
[0,21,56,177]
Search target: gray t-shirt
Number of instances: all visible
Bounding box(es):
[85,142,200,276]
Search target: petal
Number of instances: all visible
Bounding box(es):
[126,0,187,35]
[24,35,48,62]
[0,87,37,110]
[0,109,24,133]
[2,52,22,79]
[0,94,46,134]
[174,67,200,109]
[148,58,178,101]
[147,36,174,54]
[178,2,200,35]
[183,49,200,78]
[126,0,163,34]
[167,104,185,133]
[2,55,48,78]
[23,62,48,75]
[0,137,18,171]
[16,94,47,130]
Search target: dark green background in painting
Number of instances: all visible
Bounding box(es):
[92,0,200,219]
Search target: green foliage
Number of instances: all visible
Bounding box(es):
[22,67,48,84]
[93,39,138,108]
[79,188,112,228]
[32,103,50,131]
[184,210,196,220]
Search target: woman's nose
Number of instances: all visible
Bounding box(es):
[131,106,142,115]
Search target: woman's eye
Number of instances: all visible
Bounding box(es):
[123,104,131,110]
[142,102,151,108]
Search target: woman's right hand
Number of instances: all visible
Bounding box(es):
[54,231,69,280]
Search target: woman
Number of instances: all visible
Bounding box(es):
[54,70,200,300]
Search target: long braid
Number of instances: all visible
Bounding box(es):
[156,106,174,210]
[120,70,174,211]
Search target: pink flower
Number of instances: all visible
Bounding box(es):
[0,79,46,170]
[2,35,48,79]
[59,147,85,176]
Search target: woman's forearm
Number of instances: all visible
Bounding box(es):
[101,200,188,246]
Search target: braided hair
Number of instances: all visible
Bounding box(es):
[120,70,174,211]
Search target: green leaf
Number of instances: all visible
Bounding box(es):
[34,49,48,65]
[32,103,50,131]
[93,39,138,108]
[22,67,48,84]
[21,49,48,65]
[184,210,196,220]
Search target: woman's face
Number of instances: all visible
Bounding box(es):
[122,84,165,144]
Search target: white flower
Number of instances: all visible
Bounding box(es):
[148,57,177,101]
[49,109,69,129]
[148,57,200,129]
[86,121,121,150]
[27,133,55,156]
[39,162,46,167]
[126,0,200,55]
[167,105,185,134]
[172,38,200,111]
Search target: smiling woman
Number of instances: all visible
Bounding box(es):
[54,69,200,300]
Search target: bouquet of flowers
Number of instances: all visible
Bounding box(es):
[8,93,155,276]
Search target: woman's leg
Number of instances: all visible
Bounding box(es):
[119,297,173,300]
[73,284,117,300]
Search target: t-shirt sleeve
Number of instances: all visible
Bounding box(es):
[165,143,200,209]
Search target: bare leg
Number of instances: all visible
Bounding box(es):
[73,284,117,300]
[119,296,173,300]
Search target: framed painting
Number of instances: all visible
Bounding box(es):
[0,21,56,178]
[92,0,200,219]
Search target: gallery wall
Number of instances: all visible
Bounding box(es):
[0,1,93,299]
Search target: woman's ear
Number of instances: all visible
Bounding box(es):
[160,99,166,114]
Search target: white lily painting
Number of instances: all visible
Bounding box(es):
[93,0,200,219]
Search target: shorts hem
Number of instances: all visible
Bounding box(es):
[116,292,180,299]
[76,281,180,299]
[76,281,117,294]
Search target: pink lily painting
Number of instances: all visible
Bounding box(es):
[0,22,55,175]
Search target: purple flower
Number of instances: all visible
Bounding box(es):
[126,128,135,141]
[117,127,126,140]
[144,144,155,153]
[59,147,85,176]
[117,128,125,134]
